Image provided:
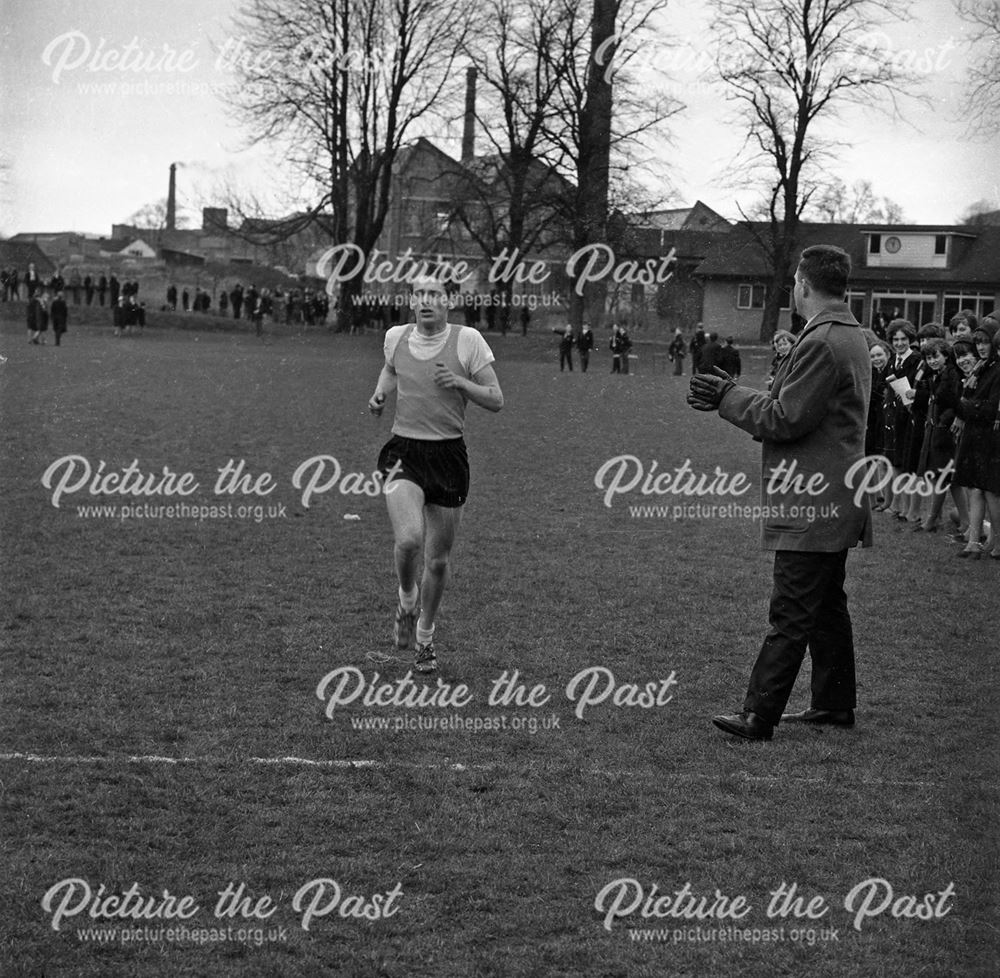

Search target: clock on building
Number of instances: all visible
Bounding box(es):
[885,236,901,254]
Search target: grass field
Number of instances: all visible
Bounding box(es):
[1,304,997,977]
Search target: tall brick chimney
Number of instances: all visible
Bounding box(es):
[461,67,477,163]
[166,163,177,231]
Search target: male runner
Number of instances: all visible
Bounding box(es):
[369,277,504,673]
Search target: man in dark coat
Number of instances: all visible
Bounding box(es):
[556,325,574,371]
[689,326,706,375]
[50,291,68,345]
[97,274,108,306]
[578,323,595,372]
[717,337,742,379]
[24,262,43,298]
[27,293,42,342]
[697,331,721,373]
[689,244,872,741]
[113,297,128,336]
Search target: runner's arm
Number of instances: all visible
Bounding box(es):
[369,363,397,412]
[434,363,503,412]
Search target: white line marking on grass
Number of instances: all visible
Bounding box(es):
[0,752,940,786]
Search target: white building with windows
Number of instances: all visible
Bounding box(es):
[695,222,999,337]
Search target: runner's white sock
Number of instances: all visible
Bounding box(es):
[416,623,435,646]
[398,585,418,611]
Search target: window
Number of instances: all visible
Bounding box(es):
[943,293,996,323]
[737,283,766,309]
[868,234,881,255]
[934,235,947,255]
[847,291,866,324]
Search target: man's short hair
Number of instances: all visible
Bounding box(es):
[410,274,447,294]
[798,245,851,298]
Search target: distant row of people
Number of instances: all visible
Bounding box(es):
[164,283,330,328]
[552,323,615,373]
[2,264,138,306]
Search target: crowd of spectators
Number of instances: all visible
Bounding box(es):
[864,309,1000,559]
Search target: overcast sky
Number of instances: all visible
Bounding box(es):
[2,0,997,237]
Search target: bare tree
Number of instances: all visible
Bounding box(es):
[225,0,476,329]
[124,199,189,248]
[959,197,1000,225]
[445,0,582,333]
[956,0,1000,136]
[543,0,682,329]
[710,0,916,339]
[807,178,905,223]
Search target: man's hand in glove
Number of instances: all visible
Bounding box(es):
[687,366,736,412]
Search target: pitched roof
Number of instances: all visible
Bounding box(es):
[693,223,1000,285]
[0,241,55,273]
[632,201,732,233]
[98,238,135,253]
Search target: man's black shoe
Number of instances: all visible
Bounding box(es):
[712,712,773,741]
[781,708,855,727]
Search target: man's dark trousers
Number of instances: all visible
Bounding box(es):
[743,549,856,724]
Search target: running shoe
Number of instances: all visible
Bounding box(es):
[414,641,437,674]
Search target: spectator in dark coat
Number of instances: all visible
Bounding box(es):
[696,331,721,373]
[668,329,686,376]
[555,324,574,372]
[881,320,920,519]
[717,336,742,379]
[24,262,43,298]
[689,326,706,375]
[866,341,890,460]
[27,293,43,342]
[50,291,68,345]
[766,330,795,390]
[578,323,595,372]
[952,319,1000,558]
[113,296,128,336]
[913,338,960,532]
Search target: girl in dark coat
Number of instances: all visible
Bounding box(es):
[866,341,889,457]
[952,319,1000,558]
[914,338,960,532]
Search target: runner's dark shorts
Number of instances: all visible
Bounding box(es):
[377,435,470,508]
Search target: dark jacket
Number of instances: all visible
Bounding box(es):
[717,345,741,378]
[697,339,721,373]
[50,297,68,332]
[719,303,873,552]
